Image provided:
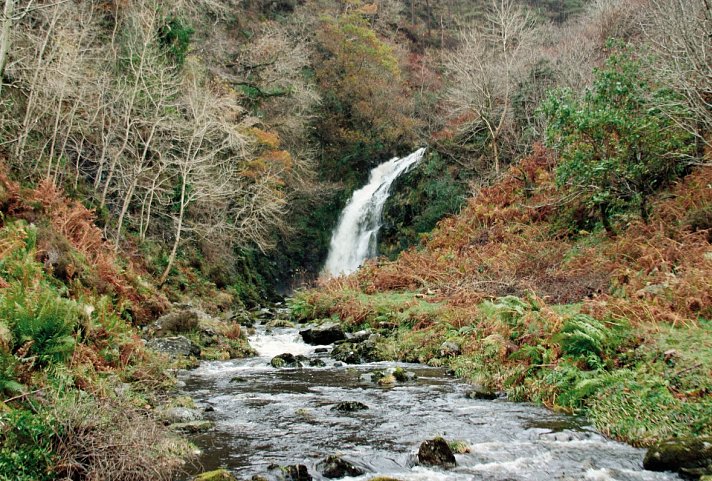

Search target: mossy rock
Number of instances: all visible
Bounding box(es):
[644,437,712,477]
[193,469,238,481]
[417,437,456,467]
[168,396,196,409]
[270,353,305,368]
[266,319,295,328]
[392,367,416,382]
[377,374,396,386]
[271,356,287,368]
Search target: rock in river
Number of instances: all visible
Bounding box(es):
[193,469,238,481]
[417,437,457,468]
[267,464,312,481]
[331,401,369,412]
[316,455,366,478]
[644,437,712,478]
[270,353,307,368]
[300,323,346,345]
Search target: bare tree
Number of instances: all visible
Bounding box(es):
[445,0,537,173]
[643,0,712,149]
[159,72,255,284]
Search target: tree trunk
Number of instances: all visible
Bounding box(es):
[159,175,186,285]
[0,0,14,97]
[599,203,615,235]
[114,177,137,251]
[640,193,650,224]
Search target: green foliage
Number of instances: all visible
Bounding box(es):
[481,296,533,326]
[589,372,712,445]
[543,47,695,228]
[158,17,194,66]
[380,151,469,257]
[0,409,56,481]
[315,13,417,179]
[1,286,79,367]
[555,314,609,360]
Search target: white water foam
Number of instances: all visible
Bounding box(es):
[249,329,316,358]
[323,148,426,277]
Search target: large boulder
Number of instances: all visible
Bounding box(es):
[439,341,461,357]
[146,304,199,337]
[300,323,346,345]
[316,455,366,479]
[162,406,203,424]
[331,343,362,364]
[146,336,200,358]
[644,437,712,478]
[331,335,385,364]
[417,437,456,468]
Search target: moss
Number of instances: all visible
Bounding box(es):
[193,469,238,481]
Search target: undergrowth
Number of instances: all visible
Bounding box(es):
[0,172,193,480]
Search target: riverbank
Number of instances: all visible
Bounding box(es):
[292,151,712,452]
[0,172,258,481]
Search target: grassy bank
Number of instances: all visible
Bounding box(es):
[0,171,255,480]
[292,149,712,448]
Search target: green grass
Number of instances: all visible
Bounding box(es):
[295,287,711,446]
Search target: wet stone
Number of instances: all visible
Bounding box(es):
[331,401,369,412]
[316,455,366,479]
[171,420,214,433]
[270,353,306,368]
[417,437,456,468]
[465,386,499,400]
[193,469,238,481]
[300,323,346,345]
[267,464,312,481]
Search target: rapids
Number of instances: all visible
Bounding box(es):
[180,326,681,481]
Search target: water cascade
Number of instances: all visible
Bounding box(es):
[323,147,426,277]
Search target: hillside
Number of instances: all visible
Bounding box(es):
[295,145,712,446]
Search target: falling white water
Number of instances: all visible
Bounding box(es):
[323,147,426,277]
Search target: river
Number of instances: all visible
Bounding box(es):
[178,324,681,481]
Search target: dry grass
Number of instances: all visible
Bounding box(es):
[53,395,192,481]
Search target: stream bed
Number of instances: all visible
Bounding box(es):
[179,327,681,481]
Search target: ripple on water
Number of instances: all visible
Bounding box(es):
[179,328,682,481]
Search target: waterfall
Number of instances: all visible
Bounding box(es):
[323,148,426,277]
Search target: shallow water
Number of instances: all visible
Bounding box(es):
[179,327,680,481]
